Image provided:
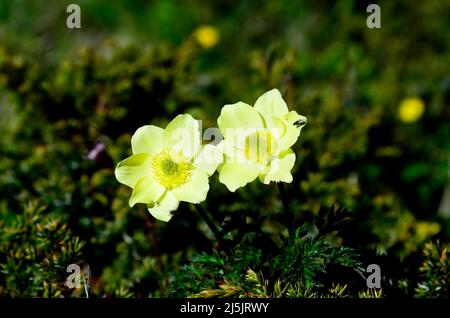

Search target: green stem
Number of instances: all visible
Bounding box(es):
[193,204,222,241]
[193,204,232,255]
[278,183,293,228]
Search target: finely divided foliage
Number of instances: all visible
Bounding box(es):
[1,1,448,296]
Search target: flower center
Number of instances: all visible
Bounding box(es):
[244,130,277,163]
[151,149,193,190]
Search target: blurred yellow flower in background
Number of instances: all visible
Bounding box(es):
[398,97,425,123]
[415,222,440,242]
[194,25,220,49]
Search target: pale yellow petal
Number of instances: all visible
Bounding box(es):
[254,89,289,120]
[217,102,263,140]
[114,154,152,188]
[163,114,200,159]
[129,175,165,207]
[193,144,223,176]
[216,135,249,163]
[148,191,180,222]
[131,125,164,155]
[260,149,296,184]
[173,168,209,203]
[278,111,307,151]
[218,162,260,192]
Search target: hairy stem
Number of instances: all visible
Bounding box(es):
[193,204,222,241]
[278,183,293,228]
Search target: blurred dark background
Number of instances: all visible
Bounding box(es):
[0,0,449,297]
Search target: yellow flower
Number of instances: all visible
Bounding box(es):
[115,114,221,222]
[415,222,440,242]
[216,89,307,192]
[398,97,425,123]
[194,25,220,49]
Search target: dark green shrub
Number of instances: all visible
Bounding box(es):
[0,202,85,297]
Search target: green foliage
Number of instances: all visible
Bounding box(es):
[0,202,85,297]
[272,232,362,289]
[170,223,365,298]
[0,0,449,298]
[358,288,383,299]
[415,241,450,297]
[168,247,262,298]
[0,42,205,297]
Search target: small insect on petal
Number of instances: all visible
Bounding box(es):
[293,118,307,128]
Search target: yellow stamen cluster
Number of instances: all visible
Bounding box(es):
[151,149,193,190]
[244,130,277,163]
